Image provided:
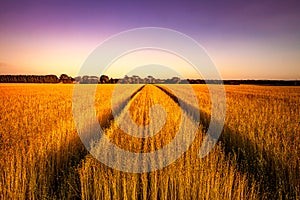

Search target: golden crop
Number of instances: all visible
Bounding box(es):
[0,84,299,199]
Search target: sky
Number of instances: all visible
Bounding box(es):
[0,0,299,79]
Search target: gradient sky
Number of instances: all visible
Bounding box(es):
[0,0,299,79]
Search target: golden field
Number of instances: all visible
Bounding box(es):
[0,84,299,199]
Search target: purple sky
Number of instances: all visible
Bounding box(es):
[0,0,299,79]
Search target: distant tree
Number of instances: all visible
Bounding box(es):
[45,75,59,83]
[59,74,73,83]
[132,75,141,84]
[171,77,180,84]
[109,78,116,83]
[81,76,89,84]
[147,75,155,84]
[100,75,109,83]
[89,76,99,84]
[74,76,82,83]
[0,75,59,83]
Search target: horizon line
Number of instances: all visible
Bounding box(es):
[0,74,299,81]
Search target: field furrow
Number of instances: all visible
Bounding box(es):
[79,84,258,200]
[0,84,144,199]
[159,84,300,199]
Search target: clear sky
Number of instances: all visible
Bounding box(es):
[0,0,299,79]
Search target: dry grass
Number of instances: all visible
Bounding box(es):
[0,84,115,199]
[0,84,299,199]
[169,84,300,199]
[79,85,258,199]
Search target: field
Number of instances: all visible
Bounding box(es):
[0,84,299,199]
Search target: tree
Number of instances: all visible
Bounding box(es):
[59,74,73,83]
[0,75,59,83]
[100,75,109,83]
[171,77,180,84]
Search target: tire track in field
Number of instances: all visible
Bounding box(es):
[58,85,147,199]
[154,84,295,199]
[80,84,147,150]
[154,85,207,125]
[101,85,146,129]
[94,84,181,154]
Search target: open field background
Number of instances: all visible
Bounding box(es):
[0,84,299,199]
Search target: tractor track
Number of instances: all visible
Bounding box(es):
[64,84,295,199]
[154,84,295,199]
[56,85,147,199]
[101,85,146,129]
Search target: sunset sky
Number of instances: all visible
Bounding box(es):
[0,0,299,79]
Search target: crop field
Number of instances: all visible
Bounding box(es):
[0,84,299,199]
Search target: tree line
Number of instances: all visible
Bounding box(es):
[0,74,73,83]
[0,74,299,86]
[74,75,181,84]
